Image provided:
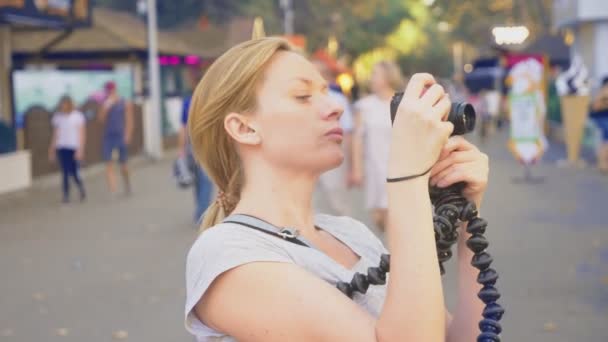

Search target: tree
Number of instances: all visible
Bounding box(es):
[93,0,408,56]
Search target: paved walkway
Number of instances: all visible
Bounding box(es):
[1,130,607,341]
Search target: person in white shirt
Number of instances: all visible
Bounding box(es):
[48,95,87,203]
[312,57,355,216]
[352,61,405,232]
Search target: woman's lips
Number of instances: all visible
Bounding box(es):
[325,127,344,141]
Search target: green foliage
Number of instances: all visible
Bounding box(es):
[93,0,550,80]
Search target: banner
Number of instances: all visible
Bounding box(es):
[0,0,91,27]
[505,55,547,164]
[12,67,133,128]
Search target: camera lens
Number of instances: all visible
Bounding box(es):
[390,92,476,136]
[448,102,476,136]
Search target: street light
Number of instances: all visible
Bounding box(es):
[492,25,530,45]
[140,0,163,159]
[438,21,450,32]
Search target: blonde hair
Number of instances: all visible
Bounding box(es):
[375,60,405,91]
[188,37,293,231]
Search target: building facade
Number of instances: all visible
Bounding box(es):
[554,0,608,90]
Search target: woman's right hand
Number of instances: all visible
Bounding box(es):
[387,73,454,179]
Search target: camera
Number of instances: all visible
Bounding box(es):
[389,92,476,136]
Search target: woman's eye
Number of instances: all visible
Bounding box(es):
[295,95,312,102]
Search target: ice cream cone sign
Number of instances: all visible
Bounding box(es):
[555,55,591,165]
[506,57,548,165]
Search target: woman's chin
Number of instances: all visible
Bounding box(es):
[320,151,344,171]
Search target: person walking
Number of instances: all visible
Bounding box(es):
[99,81,134,195]
[352,61,405,232]
[48,95,87,203]
[179,91,214,224]
[311,56,355,216]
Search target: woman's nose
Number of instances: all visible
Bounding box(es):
[321,94,343,120]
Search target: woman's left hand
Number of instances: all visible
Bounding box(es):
[429,136,489,206]
[75,149,84,161]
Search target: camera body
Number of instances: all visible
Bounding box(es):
[389,92,476,136]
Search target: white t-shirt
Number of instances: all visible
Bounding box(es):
[51,111,85,150]
[185,214,388,341]
[353,95,392,209]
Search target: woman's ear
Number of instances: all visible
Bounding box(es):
[224,112,261,146]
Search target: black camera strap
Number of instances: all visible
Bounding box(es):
[222,213,314,248]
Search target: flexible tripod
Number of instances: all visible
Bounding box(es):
[336,182,504,341]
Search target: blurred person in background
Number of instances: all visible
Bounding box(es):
[179,80,214,225]
[352,61,405,232]
[472,88,491,141]
[311,55,355,216]
[184,38,489,341]
[48,95,87,203]
[99,81,134,195]
[445,73,468,104]
[590,76,608,173]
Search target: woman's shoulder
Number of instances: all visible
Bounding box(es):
[187,222,291,267]
[353,95,378,111]
[185,221,295,338]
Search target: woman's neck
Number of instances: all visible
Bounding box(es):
[376,88,394,101]
[232,164,318,234]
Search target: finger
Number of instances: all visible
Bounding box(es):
[436,161,486,188]
[439,136,476,159]
[438,121,454,141]
[420,84,445,107]
[430,163,459,186]
[403,73,435,99]
[431,94,451,121]
[439,136,466,160]
[435,166,474,188]
[430,150,476,177]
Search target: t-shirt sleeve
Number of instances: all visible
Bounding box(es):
[51,114,59,128]
[184,225,293,338]
[75,111,86,126]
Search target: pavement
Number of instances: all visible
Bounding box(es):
[1,129,608,342]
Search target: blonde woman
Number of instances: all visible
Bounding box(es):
[351,61,405,232]
[185,38,489,342]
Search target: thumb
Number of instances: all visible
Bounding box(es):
[439,121,454,139]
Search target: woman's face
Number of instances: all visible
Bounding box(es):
[370,64,390,94]
[247,51,345,174]
[59,100,71,113]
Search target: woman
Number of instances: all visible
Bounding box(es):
[185,38,489,341]
[48,95,87,202]
[351,61,404,231]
